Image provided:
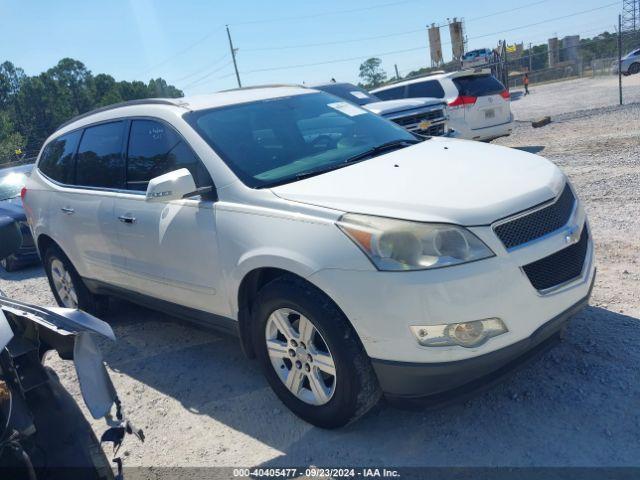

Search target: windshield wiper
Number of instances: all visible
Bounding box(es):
[263,138,422,187]
[339,138,422,166]
[292,139,421,183]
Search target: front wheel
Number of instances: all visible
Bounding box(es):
[629,63,640,75]
[252,275,381,428]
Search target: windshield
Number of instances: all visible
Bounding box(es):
[313,84,380,106]
[0,168,28,201]
[186,92,416,188]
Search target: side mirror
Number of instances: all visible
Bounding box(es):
[0,216,22,260]
[145,168,197,203]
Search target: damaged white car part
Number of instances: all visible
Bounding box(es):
[0,295,143,477]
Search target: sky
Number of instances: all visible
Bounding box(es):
[0,0,623,95]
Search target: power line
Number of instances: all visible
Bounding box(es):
[170,53,229,84]
[136,25,226,77]
[184,71,238,93]
[242,0,553,53]
[239,1,619,76]
[231,0,420,26]
[242,28,423,53]
[182,60,235,90]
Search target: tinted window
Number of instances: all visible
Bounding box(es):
[186,92,415,188]
[38,131,81,184]
[313,83,379,105]
[76,122,125,189]
[453,75,505,97]
[373,86,405,101]
[406,80,445,99]
[126,119,212,191]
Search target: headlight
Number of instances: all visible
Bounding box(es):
[337,213,494,271]
[410,318,508,347]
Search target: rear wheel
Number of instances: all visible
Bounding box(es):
[43,245,108,315]
[0,256,18,272]
[252,275,380,428]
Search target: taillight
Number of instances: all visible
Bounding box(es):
[448,95,477,107]
[20,186,27,201]
[500,90,511,100]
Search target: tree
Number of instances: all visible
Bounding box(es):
[0,58,184,161]
[0,111,24,164]
[358,57,387,88]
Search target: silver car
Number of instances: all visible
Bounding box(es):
[613,48,640,75]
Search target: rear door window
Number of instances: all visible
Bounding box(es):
[453,75,505,97]
[126,119,212,191]
[76,122,125,189]
[38,131,81,184]
[406,80,445,99]
[373,86,405,101]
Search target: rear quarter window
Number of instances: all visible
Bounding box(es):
[453,75,505,97]
[406,80,445,99]
[38,131,81,184]
[373,86,405,101]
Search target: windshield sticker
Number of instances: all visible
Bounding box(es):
[350,91,370,100]
[328,101,367,117]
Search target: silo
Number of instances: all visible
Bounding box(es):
[548,37,560,67]
[449,18,465,62]
[562,35,580,63]
[428,24,443,67]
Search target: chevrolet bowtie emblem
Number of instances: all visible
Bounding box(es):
[565,225,581,245]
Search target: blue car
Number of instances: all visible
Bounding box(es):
[0,163,39,271]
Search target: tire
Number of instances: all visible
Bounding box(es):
[252,275,381,428]
[43,245,109,316]
[0,256,18,272]
[629,63,640,75]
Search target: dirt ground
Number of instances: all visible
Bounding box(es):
[1,75,639,470]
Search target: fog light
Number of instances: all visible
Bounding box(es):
[410,318,507,348]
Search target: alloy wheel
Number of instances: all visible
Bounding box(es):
[50,258,78,308]
[265,308,337,406]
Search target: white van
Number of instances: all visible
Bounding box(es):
[371,70,514,141]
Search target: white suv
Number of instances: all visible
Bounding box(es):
[23,87,594,428]
[371,70,514,141]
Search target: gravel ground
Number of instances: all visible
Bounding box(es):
[1,75,639,470]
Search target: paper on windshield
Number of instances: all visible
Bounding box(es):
[350,91,370,100]
[328,101,367,117]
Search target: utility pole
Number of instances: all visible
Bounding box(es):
[618,15,623,105]
[394,64,400,80]
[226,25,242,88]
[528,42,532,72]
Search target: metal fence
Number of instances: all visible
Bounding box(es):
[506,56,619,88]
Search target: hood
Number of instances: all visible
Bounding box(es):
[0,196,26,220]
[364,98,444,115]
[271,138,565,226]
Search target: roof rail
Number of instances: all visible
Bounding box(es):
[55,98,187,132]
[376,70,447,88]
[218,83,303,93]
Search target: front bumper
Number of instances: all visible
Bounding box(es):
[371,273,593,399]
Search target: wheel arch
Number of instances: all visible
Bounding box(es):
[235,266,358,360]
[36,233,59,259]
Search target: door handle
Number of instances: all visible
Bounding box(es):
[60,207,75,215]
[118,215,136,224]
